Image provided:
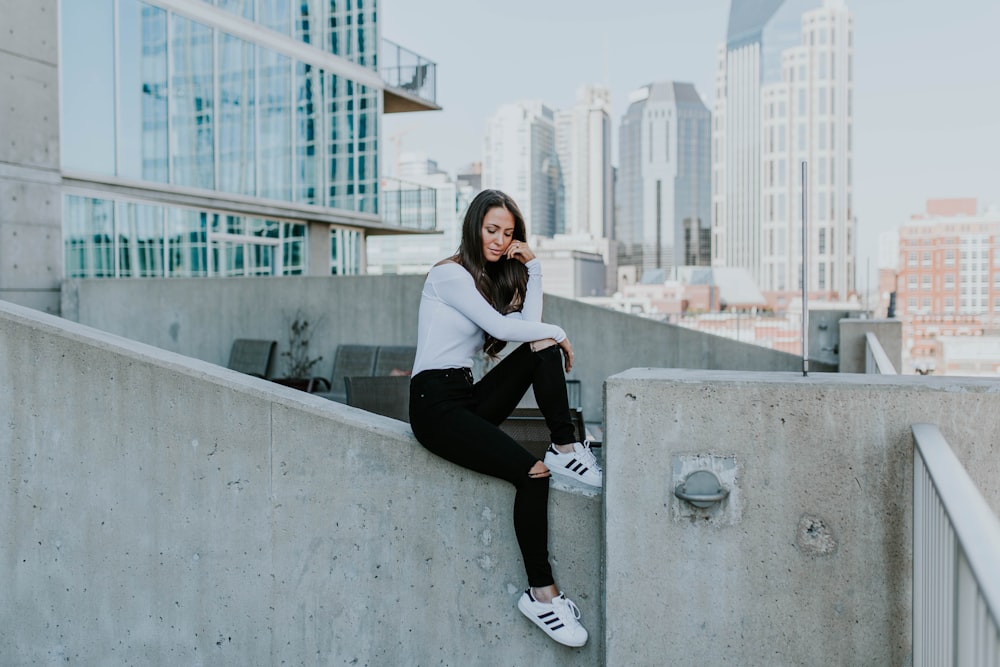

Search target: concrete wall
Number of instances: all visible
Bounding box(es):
[839,318,903,373]
[61,276,828,421]
[1,299,603,665]
[603,368,1000,666]
[0,0,63,313]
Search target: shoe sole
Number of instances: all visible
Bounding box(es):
[517,597,588,647]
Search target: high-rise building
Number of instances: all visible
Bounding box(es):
[554,85,613,240]
[712,0,854,309]
[482,101,561,237]
[615,81,711,277]
[0,0,439,313]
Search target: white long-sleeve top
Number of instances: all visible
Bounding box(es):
[411,258,566,377]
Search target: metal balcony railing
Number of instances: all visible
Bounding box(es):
[912,423,1000,666]
[381,39,437,106]
[380,177,437,231]
[865,331,898,374]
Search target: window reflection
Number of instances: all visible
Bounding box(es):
[65,196,115,278]
[118,0,168,182]
[259,48,293,201]
[171,15,215,190]
[218,34,256,195]
[120,202,165,277]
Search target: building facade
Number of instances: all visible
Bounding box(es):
[554,85,613,240]
[0,0,437,314]
[895,199,1000,373]
[712,0,854,309]
[616,81,711,278]
[482,101,561,238]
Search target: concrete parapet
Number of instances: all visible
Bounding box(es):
[603,368,1000,666]
[0,299,603,665]
[61,276,825,422]
[839,318,902,373]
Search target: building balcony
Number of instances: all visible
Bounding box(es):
[381,39,441,113]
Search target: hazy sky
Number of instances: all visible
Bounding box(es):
[382,0,1000,287]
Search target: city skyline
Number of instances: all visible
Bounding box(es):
[382,0,1000,298]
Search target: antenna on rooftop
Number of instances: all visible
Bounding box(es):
[801,161,809,377]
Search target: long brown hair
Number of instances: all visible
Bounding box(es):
[455,189,529,356]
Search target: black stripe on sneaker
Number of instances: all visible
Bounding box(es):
[538,611,565,629]
[565,460,589,474]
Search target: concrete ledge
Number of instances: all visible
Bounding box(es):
[603,368,1000,666]
[0,300,603,665]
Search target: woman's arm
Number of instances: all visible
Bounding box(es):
[431,264,565,343]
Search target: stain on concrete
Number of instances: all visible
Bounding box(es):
[796,514,837,556]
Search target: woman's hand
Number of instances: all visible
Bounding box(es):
[558,337,574,373]
[505,239,535,264]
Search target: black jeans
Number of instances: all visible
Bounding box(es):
[409,344,576,587]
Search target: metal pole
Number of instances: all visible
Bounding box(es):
[801,161,809,376]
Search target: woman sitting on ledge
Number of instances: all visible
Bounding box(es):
[408,189,601,648]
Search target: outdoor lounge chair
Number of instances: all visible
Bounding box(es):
[227,339,277,378]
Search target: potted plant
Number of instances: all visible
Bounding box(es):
[273,311,325,391]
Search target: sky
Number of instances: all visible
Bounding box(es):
[381,0,1000,293]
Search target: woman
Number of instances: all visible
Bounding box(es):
[408,189,601,648]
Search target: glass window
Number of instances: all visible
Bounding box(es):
[295,63,321,205]
[218,34,256,195]
[167,208,210,276]
[170,15,215,190]
[296,0,324,45]
[331,227,361,275]
[61,0,116,174]
[117,0,169,182]
[119,201,165,277]
[258,48,293,201]
[257,0,291,34]
[65,195,116,277]
[217,0,253,21]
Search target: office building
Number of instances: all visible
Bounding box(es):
[616,81,711,277]
[482,101,561,237]
[712,0,854,309]
[1,0,438,314]
[554,85,613,240]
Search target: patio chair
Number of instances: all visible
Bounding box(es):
[309,344,378,403]
[227,339,277,378]
[373,345,417,377]
[345,375,411,422]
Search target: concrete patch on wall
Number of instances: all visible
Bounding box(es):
[795,513,837,556]
[670,453,741,526]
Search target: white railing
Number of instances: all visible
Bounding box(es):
[865,331,898,374]
[912,423,1000,666]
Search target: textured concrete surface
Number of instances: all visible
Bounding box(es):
[839,318,903,373]
[0,0,62,314]
[603,368,1000,666]
[1,300,603,665]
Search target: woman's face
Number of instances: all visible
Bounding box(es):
[480,206,516,263]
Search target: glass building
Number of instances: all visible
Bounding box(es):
[616,81,711,276]
[55,0,438,281]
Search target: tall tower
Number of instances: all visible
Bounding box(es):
[713,0,854,306]
[555,85,613,239]
[616,81,711,277]
[482,101,561,237]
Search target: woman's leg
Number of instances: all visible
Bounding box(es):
[410,372,555,587]
[472,344,576,445]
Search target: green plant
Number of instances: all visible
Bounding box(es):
[280,311,324,378]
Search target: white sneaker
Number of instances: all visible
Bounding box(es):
[543,441,602,488]
[517,589,588,647]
